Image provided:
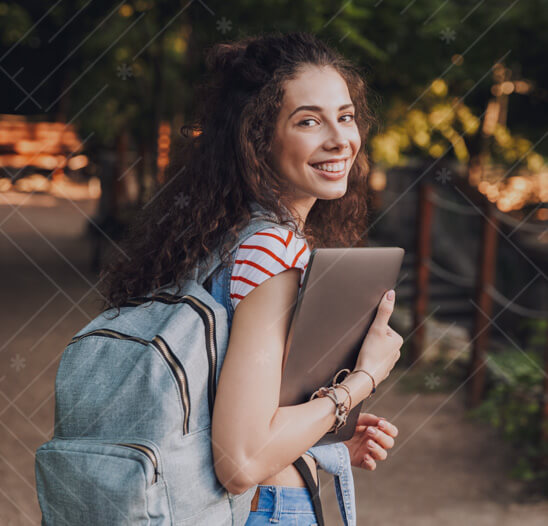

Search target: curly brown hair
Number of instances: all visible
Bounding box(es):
[98,31,377,315]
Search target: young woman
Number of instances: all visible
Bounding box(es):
[101,32,402,526]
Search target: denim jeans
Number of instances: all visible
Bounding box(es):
[207,218,357,526]
[245,485,319,526]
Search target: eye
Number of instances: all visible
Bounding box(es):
[298,118,318,127]
[298,114,355,127]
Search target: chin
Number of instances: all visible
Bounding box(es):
[316,184,348,200]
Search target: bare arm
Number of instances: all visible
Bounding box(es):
[211,267,373,494]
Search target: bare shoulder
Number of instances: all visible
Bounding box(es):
[219,222,306,390]
[229,266,301,353]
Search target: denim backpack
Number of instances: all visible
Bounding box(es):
[34,213,289,525]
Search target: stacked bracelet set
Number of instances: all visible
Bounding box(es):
[309,368,377,434]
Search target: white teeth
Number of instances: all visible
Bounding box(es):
[311,161,346,172]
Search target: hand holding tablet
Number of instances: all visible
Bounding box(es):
[353,288,403,388]
[279,246,405,445]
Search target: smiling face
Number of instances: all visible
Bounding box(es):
[270,64,362,227]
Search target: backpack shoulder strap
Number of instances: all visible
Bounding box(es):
[293,456,325,525]
[193,210,289,286]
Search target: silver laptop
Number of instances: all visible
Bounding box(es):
[279,246,405,445]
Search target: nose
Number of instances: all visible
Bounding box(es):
[324,126,351,152]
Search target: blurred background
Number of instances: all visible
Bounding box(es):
[1,1,547,524]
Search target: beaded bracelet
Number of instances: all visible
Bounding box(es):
[310,367,376,434]
[333,383,352,413]
[310,386,349,433]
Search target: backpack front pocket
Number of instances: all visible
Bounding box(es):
[35,438,171,525]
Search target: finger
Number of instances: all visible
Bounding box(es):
[366,427,395,449]
[366,438,388,461]
[363,453,376,470]
[355,413,381,428]
[378,419,399,438]
[373,290,395,328]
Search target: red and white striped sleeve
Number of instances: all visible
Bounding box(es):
[230,226,311,312]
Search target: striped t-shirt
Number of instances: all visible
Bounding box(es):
[230,226,311,311]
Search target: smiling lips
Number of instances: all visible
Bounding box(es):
[309,159,348,180]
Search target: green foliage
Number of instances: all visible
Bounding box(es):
[0,3,32,46]
[369,77,546,173]
[468,347,547,493]
[7,0,548,187]
[518,318,548,349]
[394,351,468,394]
[370,79,480,166]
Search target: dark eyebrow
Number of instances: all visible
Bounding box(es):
[288,103,355,120]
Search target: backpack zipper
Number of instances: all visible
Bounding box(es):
[181,295,217,419]
[105,292,218,418]
[116,443,159,484]
[69,328,149,346]
[68,329,192,436]
[151,335,191,434]
[68,293,219,430]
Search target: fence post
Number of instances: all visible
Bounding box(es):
[467,201,499,408]
[410,181,434,364]
[542,323,548,468]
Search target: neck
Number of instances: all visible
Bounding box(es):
[285,197,316,233]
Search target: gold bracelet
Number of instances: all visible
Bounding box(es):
[332,367,376,400]
[332,368,351,386]
[347,369,377,398]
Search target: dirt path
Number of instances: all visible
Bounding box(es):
[1,193,547,525]
[321,367,548,525]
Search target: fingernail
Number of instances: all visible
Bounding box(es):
[367,440,375,448]
[366,427,376,436]
[378,420,386,429]
[387,290,394,301]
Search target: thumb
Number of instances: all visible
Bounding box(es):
[373,290,395,327]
